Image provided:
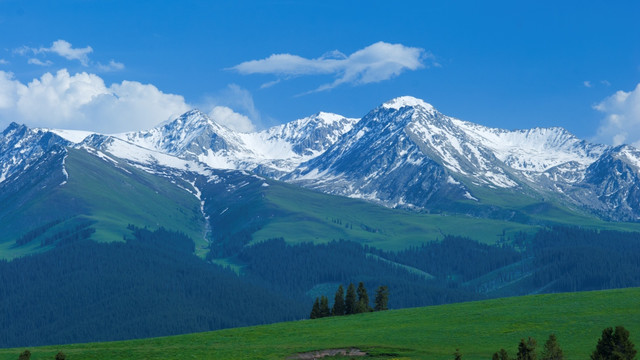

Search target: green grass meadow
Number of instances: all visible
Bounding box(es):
[2,287,638,360]
[252,180,640,251]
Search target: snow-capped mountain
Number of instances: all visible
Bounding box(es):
[288,96,639,220]
[115,110,358,177]
[2,95,640,221]
[0,122,70,183]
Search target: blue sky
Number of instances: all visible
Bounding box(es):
[0,0,639,145]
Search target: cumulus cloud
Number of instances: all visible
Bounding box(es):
[231,41,431,92]
[594,83,640,147]
[0,69,190,133]
[209,106,255,132]
[201,84,261,130]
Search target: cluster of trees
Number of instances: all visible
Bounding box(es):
[236,237,478,308]
[18,350,66,360]
[484,327,636,360]
[14,219,63,246]
[310,283,389,319]
[13,219,95,248]
[0,228,307,348]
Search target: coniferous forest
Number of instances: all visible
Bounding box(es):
[1,225,640,347]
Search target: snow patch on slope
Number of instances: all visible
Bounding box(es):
[60,153,69,186]
[49,129,95,143]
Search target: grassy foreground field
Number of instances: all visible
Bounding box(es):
[1,287,638,360]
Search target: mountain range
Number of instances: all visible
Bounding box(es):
[3,95,639,229]
[3,96,640,347]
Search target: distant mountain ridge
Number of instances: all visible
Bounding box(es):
[2,96,640,222]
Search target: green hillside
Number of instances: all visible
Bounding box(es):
[5,146,640,261]
[0,148,207,259]
[209,175,640,255]
[2,287,638,360]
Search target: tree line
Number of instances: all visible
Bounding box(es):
[310,282,389,319]
[18,350,66,360]
[454,326,636,360]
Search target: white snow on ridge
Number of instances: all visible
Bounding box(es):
[383,96,435,113]
[108,110,358,174]
[49,129,94,143]
[452,119,606,174]
[99,136,212,176]
[616,146,640,170]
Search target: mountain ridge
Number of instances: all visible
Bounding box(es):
[2,95,640,222]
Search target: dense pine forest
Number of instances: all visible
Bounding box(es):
[2,225,640,347]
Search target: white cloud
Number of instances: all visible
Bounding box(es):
[97,60,125,72]
[231,41,431,92]
[594,83,640,147]
[0,69,190,133]
[583,81,592,88]
[38,40,93,66]
[0,71,22,109]
[209,106,255,132]
[202,84,261,130]
[14,40,123,71]
[28,58,53,66]
[0,59,8,65]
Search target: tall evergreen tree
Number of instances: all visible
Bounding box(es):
[332,285,345,316]
[355,282,371,313]
[454,348,462,360]
[345,283,357,315]
[541,334,563,360]
[517,337,537,360]
[591,326,637,360]
[319,296,331,318]
[18,350,31,360]
[310,297,321,319]
[374,285,389,311]
[493,349,509,360]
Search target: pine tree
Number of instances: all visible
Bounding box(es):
[541,334,563,360]
[493,349,509,360]
[18,350,31,360]
[310,297,321,319]
[517,337,537,360]
[591,326,637,360]
[319,296,331,318]
[454,348,462,360]
[345,283,357,315]
[332,285,345,316]
[355,282,371,313]
[374,285,389,311]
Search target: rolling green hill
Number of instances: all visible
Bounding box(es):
[2,287,638,360]
[0,148,207,259]
[202,171,640,258]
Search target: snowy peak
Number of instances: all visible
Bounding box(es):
[118,109,248,162]
[0,123,69,183]
[453,122,607,176]
[259,112,359,157]
[106,109,358,176]
[382,96,436,113]
[610,145,640,170]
